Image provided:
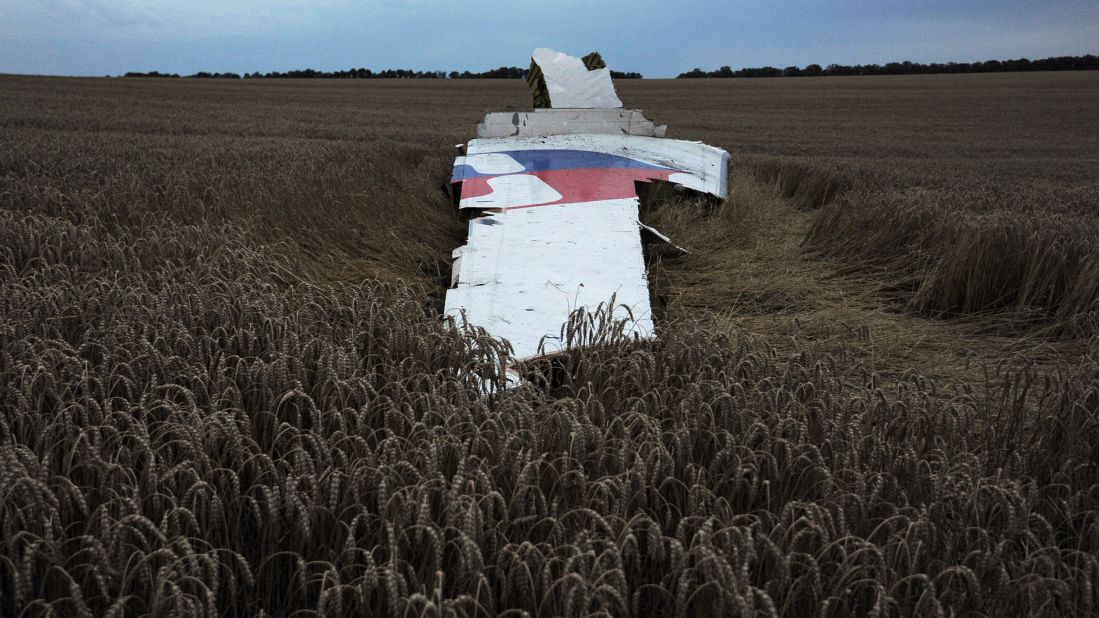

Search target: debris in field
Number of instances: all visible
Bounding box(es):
[446,49,730,363]
[475,109,666,138]
[527,48,623,109]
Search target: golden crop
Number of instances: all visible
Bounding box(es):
[1,73,1097,616]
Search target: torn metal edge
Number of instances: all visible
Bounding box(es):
[476,109,664,138]
[528,48,623,109]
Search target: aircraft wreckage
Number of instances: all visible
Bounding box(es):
[446,48,730,363]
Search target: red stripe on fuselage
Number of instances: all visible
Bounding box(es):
[459,168,679,209]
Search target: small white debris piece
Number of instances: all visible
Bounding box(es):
[638,221,689,254]
[531,48,623,109]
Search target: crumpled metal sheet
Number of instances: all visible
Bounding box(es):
[529,48,623,109]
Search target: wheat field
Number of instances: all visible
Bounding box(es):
[1,72,1098,616]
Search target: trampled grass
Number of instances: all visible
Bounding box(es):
[1,73,1098,616]
[618,72,1099,334]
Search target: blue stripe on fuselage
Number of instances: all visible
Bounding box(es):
[452,149,673,182]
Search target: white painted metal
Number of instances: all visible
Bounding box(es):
[453,153,526,174]
[458,134,730,207]
[531,48,623,109]
[476,109,665,138]
[460,174,564,210]
[444,199,653,360]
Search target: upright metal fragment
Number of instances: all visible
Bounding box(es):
[527,48,623,109]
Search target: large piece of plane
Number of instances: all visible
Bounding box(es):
[446,49,730,365]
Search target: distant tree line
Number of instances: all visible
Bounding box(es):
[258,68,449,79]
[123,67,644,80]
[123,71,182,78]
[678,54,1099,78]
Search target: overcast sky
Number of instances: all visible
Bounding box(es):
[1,0,1097,78]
